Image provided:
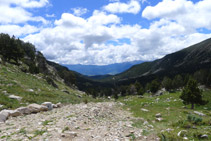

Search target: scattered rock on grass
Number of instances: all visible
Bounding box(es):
[201,134,208,139]
[141,108,149,112]
[155,113,162,118]
[194,111,206,116]
[9,95,22,101]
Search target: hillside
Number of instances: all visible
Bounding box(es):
[65,60,143,76]
[102,37,211,84]
[0,62,97,111]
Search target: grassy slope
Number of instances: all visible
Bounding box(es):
[0,63,98,110]
[119,91,211,140]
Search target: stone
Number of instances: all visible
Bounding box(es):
[0,105,3,108]
[2,110,21,117]
[0,110,9,122]
[55,102,62,108]
[155,113,162,118]
[177,130,187,137]
[27,89,34,92]
[61,131,77,138]
[201,134,208,139]
[156,118,163,122]
[183,137,188,140]
[194,111,206,116]
[141,108,149,112]
[9,95,22,101]
[27,104,48,113]
[17,107,32,115]
[42,102,53,110]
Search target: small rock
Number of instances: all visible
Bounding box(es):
[0,111,9,122]
[55,102,62,108]
[0,104,3,108]
[177,130,187,137]
[9,95,22,101]
[183,137,188,140]
[156,118,163,122]
[155,113,162,118]
[61,132,77,138]
[42,102,53,110]
[27,89,34,92]
[194,111,206,116]
[201,134,208,139]
[143,121,148,125]
[141,108,149,112]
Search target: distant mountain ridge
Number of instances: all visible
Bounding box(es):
[64,60,143,76]
[101,37,211,84]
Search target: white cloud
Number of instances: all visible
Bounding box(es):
[23,9,211,65]
[0,0,48,24]
[0,0,49,8]
[46,14,55,18]
[0,24,39,37]
[72,7,88,16]
[142,0,211,29]
[103,0,141,14]
[0,0,207,65]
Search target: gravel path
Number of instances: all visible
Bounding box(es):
[0,102,158,141]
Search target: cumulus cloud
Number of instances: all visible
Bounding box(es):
[1,0,210,65]
[23,8,211,65]
[72,7,88,16]
[0,0,48,24]
[103,0,141,14]
[142,0,211,29]
[0,24,39,37]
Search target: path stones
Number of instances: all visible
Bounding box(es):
[28,103,48,113]
[42,102,53,110]
[0,110,9,122]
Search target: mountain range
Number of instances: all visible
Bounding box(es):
[64,60,143,76]
[101,37,211,85]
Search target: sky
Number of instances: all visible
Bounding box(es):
[0,0,211,65]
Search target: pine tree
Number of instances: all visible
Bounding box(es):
[180,78,208,109]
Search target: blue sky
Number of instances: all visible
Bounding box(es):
[0,0,211,65]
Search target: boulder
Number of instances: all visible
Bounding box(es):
[17,107,32,115]
[42,102,53,110]
[9,95,22,101]
[27,104,48,113]
[0,110,9,123]
[2,110,21,117]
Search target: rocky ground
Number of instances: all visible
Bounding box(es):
[0,102,159,141]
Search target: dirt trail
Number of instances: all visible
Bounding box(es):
[0,102,158,141]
